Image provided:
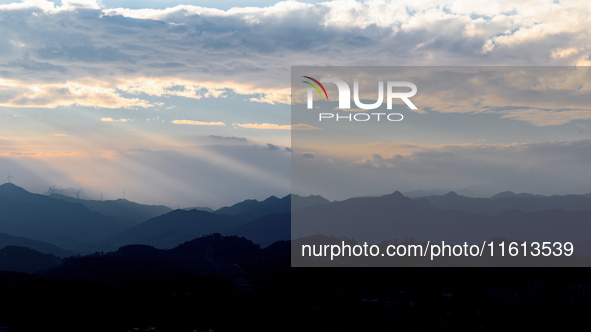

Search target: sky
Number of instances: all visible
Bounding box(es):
[0,0,590,207]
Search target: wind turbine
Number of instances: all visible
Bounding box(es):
[6,171,14,183]
[48,184,56,195]
[99,192,104,201]
[122,188,126,199]
[75,189,81,199]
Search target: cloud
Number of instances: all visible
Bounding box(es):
[101,117,131,122]
[0,0,54,11]
[359,139,591,177]
[0,0,589,110]
[499,109,591,126]
[207,135,248,143]
[171,120,226,126]
[266,143,280,150]
[294,139,591,200]
[102,0,591,69]
[60,0,102,10]
[52,133,67,137]
[233,123,289,130]
[551,47,579,59]
[233,123,321,130]
[292,124,322,130]
[0,79,153,109]
[355,153,388,168]
[575,124,589,133]
[115,78,291,105]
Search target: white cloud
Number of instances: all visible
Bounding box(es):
[101,117,131,122]
[172,119,226,126]
[60,0,102,10]
[0,0,54,11]
[0,0,589,109]
[0,79,152,109]
[499,108,591,126]
[551,47,579,59]
[233,123,320,130]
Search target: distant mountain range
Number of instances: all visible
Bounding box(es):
[0,184,330,253]
[49,193,172,224]
[110,209,291,249]
[413,191,591,214]
[109,209,242,248]
[109,194,324,249]
[3,182,591,266]
[213,194,329,221]
[293,190,591,265]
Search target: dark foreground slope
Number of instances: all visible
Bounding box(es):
[1,234,591,332]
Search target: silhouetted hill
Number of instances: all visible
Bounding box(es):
[45,187,90,199]
[215,198,266,216]
[0,246,61,274]
[0,233,73,257]
[52,235,262,286]
[490,191,542,199]
[182,206,214,213]
[491,191,517,199]
[415,191,504,214]
[404,187,480,197]
[416,191,591,214]
[0,183,132,252]
[214,194,329,222]
[3,244,591,331]
[168,234,260,268]
[294,190,446,242]
[291,194,331,210]
[493,194,591,212]
[109,209,245,249]
[214,195,287,220]
[49,194,172,224]
[224,212,290,247]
